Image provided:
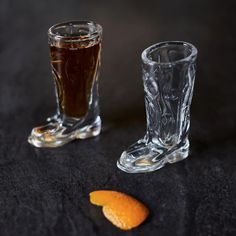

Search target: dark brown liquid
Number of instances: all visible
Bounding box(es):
[50,41,101,118]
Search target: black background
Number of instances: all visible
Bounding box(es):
[0,0,236,235]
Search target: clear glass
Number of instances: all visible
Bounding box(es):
[117,41,197,173]
[28,21,102,147]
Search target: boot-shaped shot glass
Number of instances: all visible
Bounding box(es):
[117,41,197,173]
[28,21,102,147]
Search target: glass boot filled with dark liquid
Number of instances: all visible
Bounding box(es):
[28,21,102,148]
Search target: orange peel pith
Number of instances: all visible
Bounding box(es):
[89,190,149,230]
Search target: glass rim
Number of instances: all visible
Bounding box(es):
[141,41,198,66]
[48,20,102,42]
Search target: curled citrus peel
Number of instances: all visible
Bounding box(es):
[89,190,149,230]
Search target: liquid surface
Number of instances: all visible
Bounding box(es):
[50,41,101,118]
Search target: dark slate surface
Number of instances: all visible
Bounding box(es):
[0,0,236,235]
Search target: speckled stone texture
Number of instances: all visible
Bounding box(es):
[0,0,236,235]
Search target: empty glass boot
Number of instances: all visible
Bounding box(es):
[117,41,197,173]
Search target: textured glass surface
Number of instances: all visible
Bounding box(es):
[117,41,197,173]
[28,21,102,148]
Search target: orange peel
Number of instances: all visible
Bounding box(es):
[89,190,149,230]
